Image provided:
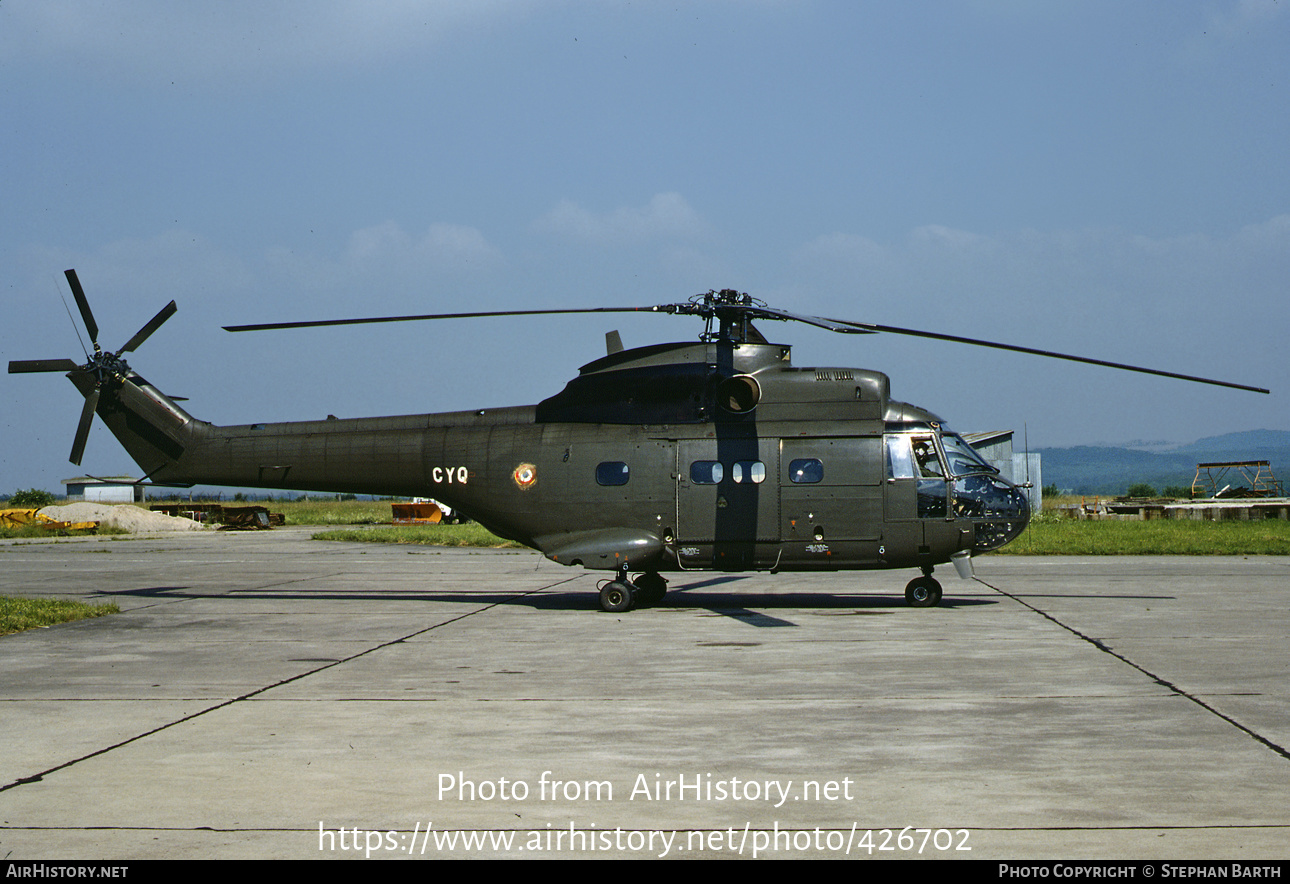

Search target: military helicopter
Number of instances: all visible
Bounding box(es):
[10,271,1269,612]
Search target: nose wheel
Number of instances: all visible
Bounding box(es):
[598,570,667,612]
[599,580,636,612]
[904,574,942,608]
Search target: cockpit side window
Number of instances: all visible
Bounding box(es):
[911,436,944,478]
[885,435,915,480]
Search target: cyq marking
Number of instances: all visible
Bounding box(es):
[432,466,468,484]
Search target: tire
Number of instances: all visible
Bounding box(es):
[904,576,942,608]
[599,581,636,613]
[633,573,667,606]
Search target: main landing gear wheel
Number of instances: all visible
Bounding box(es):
[599,580,636,613]
[904,575,943,608]
[633,572,668,607]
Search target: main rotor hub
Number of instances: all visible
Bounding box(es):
[690,289,768,343]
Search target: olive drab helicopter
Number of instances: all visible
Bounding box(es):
[10,272,1270,612]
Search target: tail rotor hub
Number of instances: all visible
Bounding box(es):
[7,269,176,465]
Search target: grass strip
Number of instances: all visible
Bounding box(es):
[154,497,1290,556]
[313,524,523,548]
[319,516,1290,555]
[992,518,1290,555]
[0,596,120,637]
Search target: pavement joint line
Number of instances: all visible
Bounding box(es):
[0,573,585,795]
[973,575,1290,764]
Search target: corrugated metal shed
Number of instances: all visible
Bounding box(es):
[62,476,144,504]
[962,431,1042,512]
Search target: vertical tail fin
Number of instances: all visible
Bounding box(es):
[67,369,204,480]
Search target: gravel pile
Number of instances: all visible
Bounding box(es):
[39,503,208,533]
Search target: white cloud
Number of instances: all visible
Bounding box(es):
[535,192,709,244]
[24,229,254,308]
[798,218,1290,278]
[794,232,885,266]
[345,221,500,267]
[794,225,998,274]
[908,224,990,252]
[790,218,1290,338]
[420,223,500,264]
[1219,0,1286,32]
[345,221,413,262]
[255,219,503,317]
[1231,213,1290,251]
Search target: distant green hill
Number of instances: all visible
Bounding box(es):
[1037,429,1290,495]
[1173,429,1290,457]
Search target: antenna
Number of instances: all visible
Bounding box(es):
[1024,422,1033,548]
[1025,423,1031,490]
[53,271,90,361]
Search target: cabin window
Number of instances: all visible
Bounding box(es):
[690,461,724,484]
[789,458,823,484]
[731,461,766,484]
[596,461,630,486]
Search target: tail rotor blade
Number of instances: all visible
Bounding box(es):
[9,359,80,374]
[70,386,100,466]
[65,269,100,347]
[119,300,177,354]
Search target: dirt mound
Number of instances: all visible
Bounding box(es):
[39,503,208,533]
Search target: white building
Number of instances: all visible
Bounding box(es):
[62,476,144,504]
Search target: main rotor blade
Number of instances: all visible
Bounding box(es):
[70,387,100,466]
[220,291,1267,394]
[118,300,177,353]
[743,305,875,335]
[223,306,663,333]
[827,318,1270,395]
[8,359,80,374]
[65,269,99,346]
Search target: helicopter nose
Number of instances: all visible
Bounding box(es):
[953,475,1031,552]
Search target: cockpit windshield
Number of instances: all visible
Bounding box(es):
[940,433,998,477]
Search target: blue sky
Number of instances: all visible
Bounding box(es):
[3,1,1287,494]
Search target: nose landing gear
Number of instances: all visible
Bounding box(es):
[905,567,943,608]
[598,570,668,612]
[598,579,636,613]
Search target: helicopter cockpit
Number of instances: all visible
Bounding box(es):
[886,426,1030,553]
[942,432,1030,550]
